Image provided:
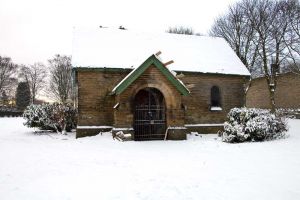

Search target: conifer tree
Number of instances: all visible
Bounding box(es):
[16,82,31,110]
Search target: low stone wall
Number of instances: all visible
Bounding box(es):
[167,127,187,140]
[79,126,188,140]
[246,72,300,109]
[185,124,224,134]
[0,111,23,117]
[76,126,113,138]
[76,125,223,140]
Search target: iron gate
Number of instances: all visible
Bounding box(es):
[133,88,166,140]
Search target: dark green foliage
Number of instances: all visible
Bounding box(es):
[16,82,31,111]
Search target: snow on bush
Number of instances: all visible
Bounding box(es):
[23,103,77,134]
[222,108,287,143]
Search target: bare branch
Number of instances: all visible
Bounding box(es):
[20,63,48,103]
[0,56,18,93]
[47,54,72,104]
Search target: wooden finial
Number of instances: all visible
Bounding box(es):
[155,51,162,56]
[164,60,174,67]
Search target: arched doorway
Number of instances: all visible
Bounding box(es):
[133,87,166,140]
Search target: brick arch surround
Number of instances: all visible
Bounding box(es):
[131,83,178,110]
[113,65,185,129]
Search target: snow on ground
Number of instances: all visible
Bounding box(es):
[0,118,300,200]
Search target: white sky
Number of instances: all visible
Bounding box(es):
[0,0,239,65]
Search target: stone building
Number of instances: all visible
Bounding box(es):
[72,27,250,140]
[246,72,300,109]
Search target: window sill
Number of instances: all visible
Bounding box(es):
[210,106,222,112]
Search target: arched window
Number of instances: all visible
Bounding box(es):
[211,86,221,107]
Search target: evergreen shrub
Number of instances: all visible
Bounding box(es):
[222,108,287,143]
[23,103,77,133]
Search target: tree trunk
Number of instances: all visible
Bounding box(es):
[269,88,276,113]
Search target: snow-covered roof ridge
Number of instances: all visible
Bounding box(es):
[72,27,250,76]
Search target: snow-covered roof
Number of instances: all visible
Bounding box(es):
[72,27,250,76]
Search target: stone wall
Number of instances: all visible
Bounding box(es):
[75,68,249,137]
[246,72,300,109]
[76,69,130,127]
[180,72,248,124]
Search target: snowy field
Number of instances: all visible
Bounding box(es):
[0,118,300,200]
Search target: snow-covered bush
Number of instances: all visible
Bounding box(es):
[23,103,77,134]
[222,108,287,143]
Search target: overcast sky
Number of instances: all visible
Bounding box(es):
[0,0,239,65]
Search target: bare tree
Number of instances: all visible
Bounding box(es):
[243,0,293,112]
[284,0,300,74]
[4,77,18,104]
[0,56,18,94]
[20,63,47,104]
[210,2,259,74]
[48,54,72,104]
[210,0,297,113]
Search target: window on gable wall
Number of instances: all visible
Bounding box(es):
[210,86,222,111]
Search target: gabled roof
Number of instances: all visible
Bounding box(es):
[112,54,190,96]
[72,27,250,76]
